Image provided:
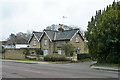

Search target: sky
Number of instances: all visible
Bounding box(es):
[0,0,117,40]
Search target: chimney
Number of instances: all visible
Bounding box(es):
[58,24,64,32]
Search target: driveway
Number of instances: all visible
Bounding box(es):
[2,60,118,78]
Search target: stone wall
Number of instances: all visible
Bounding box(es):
[3,48,37,59]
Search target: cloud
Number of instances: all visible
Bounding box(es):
[0,0,114,40]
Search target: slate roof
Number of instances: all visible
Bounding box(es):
[6,37,29,45]
[44,29,84,41]
[44,30,55,40]
[33,31,43,40]
[55,29,78,41]
[28,31,43,43]
[15,37,28,44]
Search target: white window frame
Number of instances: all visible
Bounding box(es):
[44,49,48,56]
[33,39,36,46]
[44,39,47,46]
[58,50,61,55]
[76,36,79,43]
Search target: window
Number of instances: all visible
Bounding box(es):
[44,39,47,46]
[76,36,79,43]
[31,52,34,55]
[58,50,61,55]
[44,49,48,56]
[63,50,65,56]
[33,40,36,46]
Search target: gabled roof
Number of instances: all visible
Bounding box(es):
[43,29,84,41]
[33,32,43,40]
[28,31,43,43]
[44,30,56,41]
[55,29,79,41]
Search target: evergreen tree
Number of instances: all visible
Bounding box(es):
[85,1,120,64]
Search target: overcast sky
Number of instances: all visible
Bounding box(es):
[0,0,116,40]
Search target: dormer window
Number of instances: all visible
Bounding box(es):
[33,40,36,46]
[76,36,79,43]
[44,39,47,46]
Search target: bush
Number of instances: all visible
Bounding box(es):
[44,54,69,61]
[35,48,43,55]
[23,49,30,58]
[77,53,91,60]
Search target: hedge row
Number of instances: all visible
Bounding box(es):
[44,54,69,61]
[77,53,91,60]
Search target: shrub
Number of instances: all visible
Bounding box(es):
[35,48,43,55]
[44,54,69,61]
[77,53,91,60]
[23,49,30,58]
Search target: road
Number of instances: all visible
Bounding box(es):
[2,61,118,78]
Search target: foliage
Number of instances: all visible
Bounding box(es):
[85,1,120,64]
[77,53,91,60]
[44,54,68,61]
[45,24,84,32]
[92,63,120,68]
[35,48,43,55]
[23,49,30,58]
[35,48,43,60]
[7,31,32,41]
[61,44,74,57]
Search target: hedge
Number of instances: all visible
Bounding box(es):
[44,53,69,61]
[77,53,91,60]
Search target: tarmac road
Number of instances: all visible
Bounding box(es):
[2,60,118,78]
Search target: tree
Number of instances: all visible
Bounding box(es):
[46,24,58,31]
[85,1,120,64]
[62,44,74,57]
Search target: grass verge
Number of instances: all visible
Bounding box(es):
[91,63,120,68]
[2,58,53,63]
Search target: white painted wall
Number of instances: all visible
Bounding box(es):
[3,45,15,48]
[15,44,29,48]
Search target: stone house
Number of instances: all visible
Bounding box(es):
[28,24,87,56]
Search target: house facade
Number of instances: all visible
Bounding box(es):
[28,24,87,56]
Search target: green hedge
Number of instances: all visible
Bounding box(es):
[77,53,91,60]
[44,54,69,61]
